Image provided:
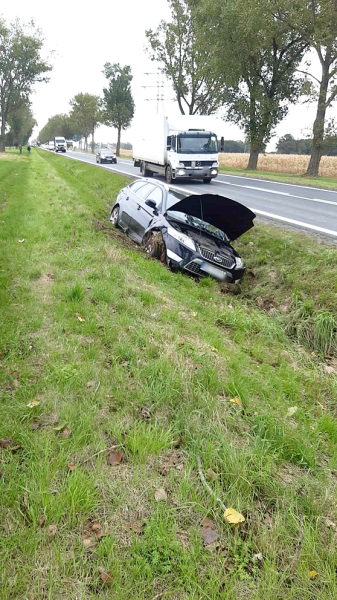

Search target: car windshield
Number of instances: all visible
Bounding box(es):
[55,139,65,143]
[166,191,227,242]
[101,150,112,155]
[177,134,218,154]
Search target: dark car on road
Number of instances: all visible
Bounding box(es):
[96,149,117,164]
[109,179,255,283]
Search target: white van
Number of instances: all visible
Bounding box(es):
[48,141,55,151]
[54,137,67,152]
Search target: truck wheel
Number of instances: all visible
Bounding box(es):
[203,178,212,183]
[141,162,152,177]
[144,231,166,262]
[165,166,173,183]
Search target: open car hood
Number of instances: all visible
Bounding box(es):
[167,194,256,241]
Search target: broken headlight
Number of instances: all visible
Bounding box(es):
[167,227,196,252]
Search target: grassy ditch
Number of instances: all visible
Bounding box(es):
[0,149,336,599]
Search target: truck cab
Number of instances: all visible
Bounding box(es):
[54,137,67,153]
[166,129,218,183]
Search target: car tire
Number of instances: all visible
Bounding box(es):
[203,178,212,183]
[165,166,173,184]
[110,206,120,228]
[144,231,166,263]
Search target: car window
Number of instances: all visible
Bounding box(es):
[136,184,156,199]
[146,187,163,206]
[130,181,147,193]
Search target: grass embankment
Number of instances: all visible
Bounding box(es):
[0,149,336,599]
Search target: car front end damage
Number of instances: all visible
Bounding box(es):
[161,227,245,283]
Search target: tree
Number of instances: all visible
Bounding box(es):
[194,0,308,169]
[8,101,37,146]
[276,133,298,154]
[272,0,337,176]
[102,63,134,156]
[0,18,51,152]
[222,140,245,153]
[39,113,76,143]
[70,93,102,152]
[276,134,312,154]
[145,0,225,115]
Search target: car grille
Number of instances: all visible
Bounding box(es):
[184,261,205,276]
[199,246,235,269]
[182,161,192,167]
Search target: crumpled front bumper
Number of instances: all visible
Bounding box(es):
[164,236,244,283]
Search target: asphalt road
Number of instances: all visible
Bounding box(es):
[60,150,337,238]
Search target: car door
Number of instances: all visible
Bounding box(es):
[122,181,148,235]
[130,183,156,244]
[135,186,163,241]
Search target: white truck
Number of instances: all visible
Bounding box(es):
[54,136,67,153]
[133,116,219,184]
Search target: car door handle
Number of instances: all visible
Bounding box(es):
[125,196,129,201]
[137,204,141,210]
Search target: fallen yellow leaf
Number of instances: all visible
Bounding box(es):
[309,570,317,579]
[224,507,245,524]
[27,400,40,408]
[77,316,85,322]
[229,397,241,406]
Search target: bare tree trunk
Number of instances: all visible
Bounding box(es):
[247,145,259,170]
[0,122,6,153]
[91,130,95,154]
[84,136,88,152]
[116,127,121,157]
[306,61,329,177]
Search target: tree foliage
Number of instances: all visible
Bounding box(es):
[272,0,337,175]
[145,0,225,115]
[102,63,134,156]
[193,0,308,169]
[7,101,36,146]
[0,18,52,151]
[39,113,76,144]
[70,93,102,152]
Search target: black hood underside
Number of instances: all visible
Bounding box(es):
[168,194,256,241]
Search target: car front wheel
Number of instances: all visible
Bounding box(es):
[110,206,120,228]
[144,231,166,262]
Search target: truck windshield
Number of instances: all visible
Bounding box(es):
[55,139,65,143]
[177,134,217,154]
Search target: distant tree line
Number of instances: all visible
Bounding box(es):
[147,0,337,176]
[39,64,134,156]
[276,133,337,156]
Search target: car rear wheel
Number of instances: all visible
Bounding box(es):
[165,166,173,184]
[203,178,212,183]
[144,231,166,263]
[110,206,120,228]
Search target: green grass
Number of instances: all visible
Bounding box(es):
[0,149,336,599]
[219,165,337,190]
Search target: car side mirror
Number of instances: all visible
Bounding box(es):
[146,199,157,211]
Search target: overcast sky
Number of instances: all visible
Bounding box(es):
[2,1,333,150]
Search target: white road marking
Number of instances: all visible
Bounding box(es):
[216,180,337,206]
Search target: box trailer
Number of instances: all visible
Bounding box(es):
[133,116,219,184]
